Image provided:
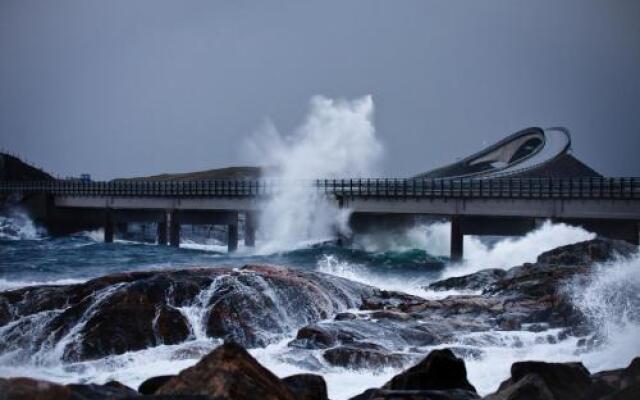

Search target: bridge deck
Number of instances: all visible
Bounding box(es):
[2,177,640,220]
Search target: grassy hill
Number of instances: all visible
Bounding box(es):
[115,166,277,181]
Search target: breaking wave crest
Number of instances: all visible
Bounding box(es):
[0,209,44,241]
[568,253,640,371]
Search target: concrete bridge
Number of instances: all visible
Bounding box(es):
[2,177,639,260]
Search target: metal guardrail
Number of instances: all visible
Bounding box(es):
[0,177,639,199]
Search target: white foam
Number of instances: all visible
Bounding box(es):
[0,278,87,292]
[407,220,594,279]
[315,254,432,297]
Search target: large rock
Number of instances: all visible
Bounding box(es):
[281,374,328,400]
[349,349,478,399]
[0,377,80,400]
[0,265,373,361]
[486,361,593,400]
[382,348,476,392]
[427,269,506,292]
[156,342,296,400]
[592,358,640,392]
[138,375,175,395]
[322,343,409,370]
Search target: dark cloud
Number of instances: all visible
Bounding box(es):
[1,0,639,179]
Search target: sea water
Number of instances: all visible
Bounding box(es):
[1,211,639,399]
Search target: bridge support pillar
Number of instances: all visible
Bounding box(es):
[450,216,463,262]
[244,212,256,247]
[168,210,180,247]
[104,210,114,243]
[157,217,168,245]
[228,223,238,252]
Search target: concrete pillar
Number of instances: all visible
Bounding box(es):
[228,223,238,252]
[450,216,463,262]
[157,217,168,245]
[244,212,256,247]
[169,210,180,247]
[104,210,114,243]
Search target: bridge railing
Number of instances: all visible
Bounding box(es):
[0,177,639,199]
[319,177,640,199]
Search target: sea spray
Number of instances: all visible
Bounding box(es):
[326,220,595,293]
[245,95,383,253]
[568,253,640,371]
[407,220,594,278]
[0,208,44,241]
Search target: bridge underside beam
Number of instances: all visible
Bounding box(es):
[342,197,640,220]
[55,196,261,212]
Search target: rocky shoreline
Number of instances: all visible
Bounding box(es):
[0,238,638,399]
[1,342,638,399]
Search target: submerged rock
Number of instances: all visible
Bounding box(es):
[155,342,296,400]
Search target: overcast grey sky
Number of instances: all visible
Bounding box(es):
[1,0,639,179]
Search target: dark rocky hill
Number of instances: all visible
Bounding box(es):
[0,153,53,181]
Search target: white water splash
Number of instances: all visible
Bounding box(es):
[0,278,87,292]
[321,221,594,295]
[0,209,44,240]
[569,253,640,372]
[315,255,433,297]
[414,220,594,278]
[246,95,383,254]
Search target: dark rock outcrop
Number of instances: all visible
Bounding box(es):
[155,342,296,400]
[138,376,175,395]
[281,374,328,400]
[323,343,408,370]
[0,265,372,361]
[488,361,592,400]
[485,358,640,400]
[349,348,478,399]
[382,349,476,392]
[427,269,506,292]
[0,377,80,400]
[286,239,638,372]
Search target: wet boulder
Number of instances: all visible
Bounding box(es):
[323,342,409,370]
[0,265,374,361]
[426,269,506,292]
[535,238,637,266]
[281,374,328,400]
[349,349,478,399]
[156,342,296,400]
[382,348,476,392]
[201,265,372,347]
[486,361,593,400]
[138,375,175,395]
[590,357,640,396]
[66,381,138,399]
[350,388,479,400]
[0,377,81,400]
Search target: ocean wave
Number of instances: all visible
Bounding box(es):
[0,209,45,241]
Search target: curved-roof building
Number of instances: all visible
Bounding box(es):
[414,127,600,179]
